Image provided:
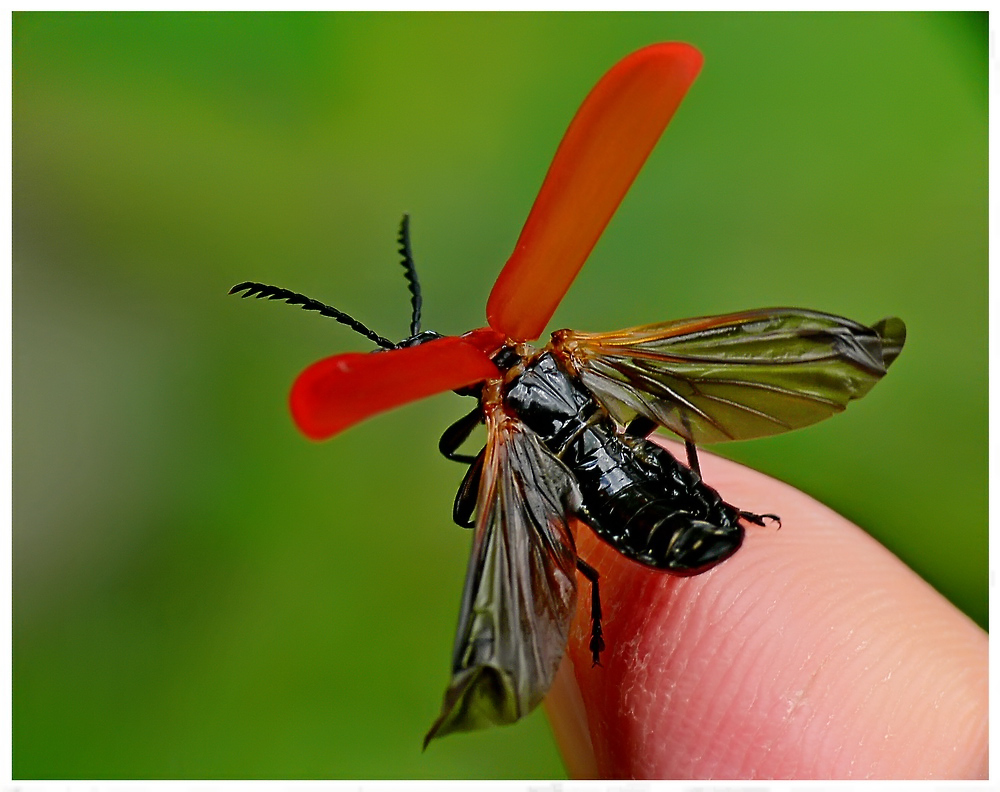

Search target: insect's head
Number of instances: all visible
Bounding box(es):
[490,345,522,372]
[395,330,445,348]
[448,344,518,401]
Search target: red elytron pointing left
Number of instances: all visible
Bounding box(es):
[283,43,702,440]
[290,335,501,440]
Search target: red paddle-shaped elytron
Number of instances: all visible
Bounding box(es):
[231,42,905,744]
[289,42,704,438]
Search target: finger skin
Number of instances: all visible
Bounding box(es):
[546,440,987,780]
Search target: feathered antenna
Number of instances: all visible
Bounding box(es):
[397,214,423,337]
[228,282,395,350]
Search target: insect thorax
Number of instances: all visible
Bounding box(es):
[502,352,599,450]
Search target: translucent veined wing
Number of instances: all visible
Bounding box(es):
[551,309,906,444]
[424,401,582,746]
[487,42,703,343]
[290,335,500,440]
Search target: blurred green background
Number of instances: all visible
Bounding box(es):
[13,11,986,780]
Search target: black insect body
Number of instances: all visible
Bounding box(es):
[423,338,781,743]
[500,351,751,576]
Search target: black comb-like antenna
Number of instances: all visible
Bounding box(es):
[228,282,396,350]
[397,214,423,337]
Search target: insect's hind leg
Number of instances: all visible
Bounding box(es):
[739,509,782,529]
[683,439,703,481]
[439,406,482,464]
[575,558,605,667]
[624,416,657,439]
[626,417,704,481]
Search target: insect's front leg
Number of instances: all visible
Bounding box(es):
[451,448,485,529]
[575,557,605,666]
[439,406,483,464]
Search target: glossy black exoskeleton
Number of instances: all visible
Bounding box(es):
[442,346,779,671]
[504,352,757,575]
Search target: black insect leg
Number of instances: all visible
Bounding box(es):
[674,426,779,528]
[452,448,485,529]
[684,439,702,481]
[626,416,704,481]
[624,416,657,439]
[739,510,782,529]
[439,406,483,464]
[671,410,704,481]
[575,558,605,667]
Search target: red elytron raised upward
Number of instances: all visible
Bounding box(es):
[289,43,705,440]
[232,42,904,745]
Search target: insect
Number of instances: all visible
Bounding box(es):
[230,43,905,746]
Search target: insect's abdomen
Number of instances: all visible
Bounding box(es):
[563,428,744,574]
[505,353,743,575]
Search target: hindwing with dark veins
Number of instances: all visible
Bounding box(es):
[553,308,906,444]
[424,406,583,746]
